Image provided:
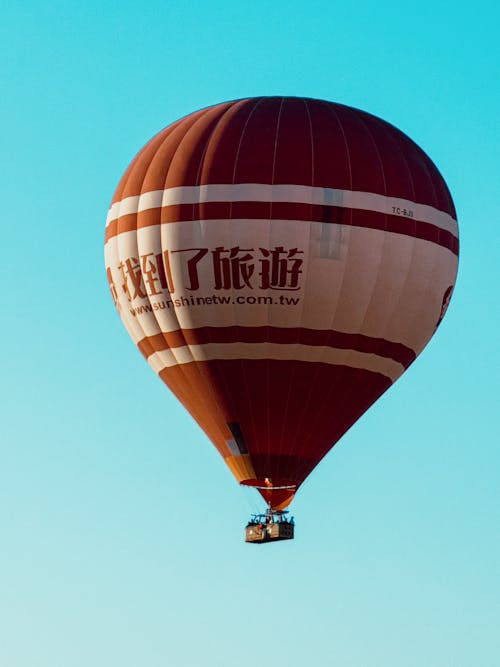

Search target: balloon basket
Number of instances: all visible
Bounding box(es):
[244,509,295,544]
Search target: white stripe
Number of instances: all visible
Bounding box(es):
[106,191,163,226]
[106,183,458,237]
[146,342,404,382]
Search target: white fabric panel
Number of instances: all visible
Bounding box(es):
[105,218,457,358]
[105,236,147,346]
[116,225,162,340]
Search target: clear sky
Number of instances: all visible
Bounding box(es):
[1,2,498,666]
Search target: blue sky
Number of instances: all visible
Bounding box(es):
[1,2,498,665]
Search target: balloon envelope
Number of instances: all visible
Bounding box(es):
[104,97,458,509]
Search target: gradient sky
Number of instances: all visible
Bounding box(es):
[1,2,498,666]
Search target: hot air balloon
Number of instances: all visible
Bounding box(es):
[104,97,458,543]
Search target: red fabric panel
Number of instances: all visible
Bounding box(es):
[160,358,391,486]
[110,97,456,220]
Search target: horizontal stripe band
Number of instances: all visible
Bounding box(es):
[149,342,405,382]
[250,485,297,490]
[107,183,457,235]
[137,326,416,368]
[105,203,458,254]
